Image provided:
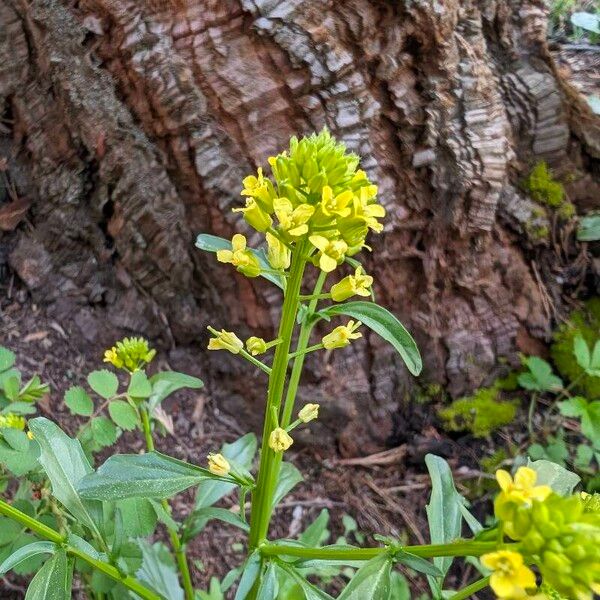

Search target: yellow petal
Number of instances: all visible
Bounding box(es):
[515,565,536,589]
[231,234,247,252]
[309,235,329,252]
[496,469,513,492]
[490,573,514,598]
[319,253,338,272]
[216,249,234,263]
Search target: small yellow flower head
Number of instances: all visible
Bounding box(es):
[246,336,268,356]
[0,413,26,431]
[216,234,261,278]
[27,431,34,440]
[274,198,315,238]
[330,266,374,302]
[269,427,293,452]
[207,453,231,476]
[266,232,290,270]
[103,337,157,372]
[309,235,348,273]
[241,167,276,212]
[481,551,536,599]
[207,327,244,354]
[320,185,352,218]
[232,198,273,232]
[322,320,362,350]
[298,403,319,423]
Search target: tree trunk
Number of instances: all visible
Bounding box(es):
[1,0,598,453]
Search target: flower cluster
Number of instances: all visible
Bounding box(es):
[0,413,26,431]
[482,467,600,600]
[103,337,156,372]
[234,129,385,274]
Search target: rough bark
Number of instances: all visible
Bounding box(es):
[1,0,598,453]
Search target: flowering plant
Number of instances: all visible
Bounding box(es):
[0,131,598,600]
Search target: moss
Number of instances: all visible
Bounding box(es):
[481,449,508,474]
[551,298,600,398]
[557,201,576,220]
[525,162,565,207]
[438,384,518,438]
[526,223,549,241]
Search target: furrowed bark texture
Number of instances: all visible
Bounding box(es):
[1,0,598,452]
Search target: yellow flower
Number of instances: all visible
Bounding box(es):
[298,403,319,423]
[266,232,290,270]
[309,235,348,272]
[496,467,552,506]
[103,337,156,372]
[330,266,373,302]
[322,320,362,350]
[352,185,385,233]
[481,551,536,599]
[241,167,275,212]
[216,234,261,278]
[274,198,315,238]
[246,336,267,356]
[207,327,243,354]
[232,198,272,232]
[320,186,353,218]
[269,427,293,452]
[0,413,26,431]
[207,453,231,476]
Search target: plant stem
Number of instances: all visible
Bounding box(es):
[140,407,195,600]
[287,343,323,360]
[239,349,272,375]
[248,248,307,550]
[528,392,538,439]
[280,270,327,429]
[0,498,161,600]
[259,541,499,561]
[449,576,491,600]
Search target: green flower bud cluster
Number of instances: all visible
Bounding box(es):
[508,495,600,600]
[236,129,385,274]
[0,413,26,430]
[103,337,157,372]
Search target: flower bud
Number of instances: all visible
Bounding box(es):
[232,198,273,232]
[246,337,268,356]
[207,327,244,354]
[0,413,26,431]
[298,403,319,423]
[322,320,362,350]
[207,453,231,476]
[269,427,293,453]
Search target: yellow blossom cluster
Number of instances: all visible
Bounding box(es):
[103,337,156,372]
[233,129,385,274]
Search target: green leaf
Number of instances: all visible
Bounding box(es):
[394,549,441,577]
[299,509,330,547]
[78,451,230,500]
[195,433,257,510]
[276,562,334,600]
[0,517,23,545]
[574,335,591,370]
[519,357,563,392]
[321,302,421,376]
[116,498,158,537]
[0,542,56,575]
[528,459,581,495]
[338,554,392,600]
[91,416,118,448]
[137,540,184,600]
[424,454,466,589]
[389,572,410,600]
[28,418,104,538]
[108,400,139,431]
[257,562,278,600]
[234,551,262,600]
[24,549,71,600]
[559,398,600,446]
[64,387,94,417]
[4,375,20,401]
[272,462,303,508]
[0,347,16,372]
[87,370,119,399]
[577,213,600,241]
[571,11,600,34]
[128,370,152,399]
[3,401,38,415]
[1,428,30,452]
[148,371,204,412]
[196,234,284,289]
[575,444,594,469]
[185,507,249,540]
[558,396,588,418]
[0,438,39,476]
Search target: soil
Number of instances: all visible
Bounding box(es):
[1,41,598,600]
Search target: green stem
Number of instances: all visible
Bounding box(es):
[248,247,307,550]
[140,407,195,600]
[280,270,327,429]
[298,293,331,301]
[0,498,161,600]
[260,541,499,561]
[449,576,491,600]
[288,343,323,360]
[239,348,272,375]
[528,392,538,440]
